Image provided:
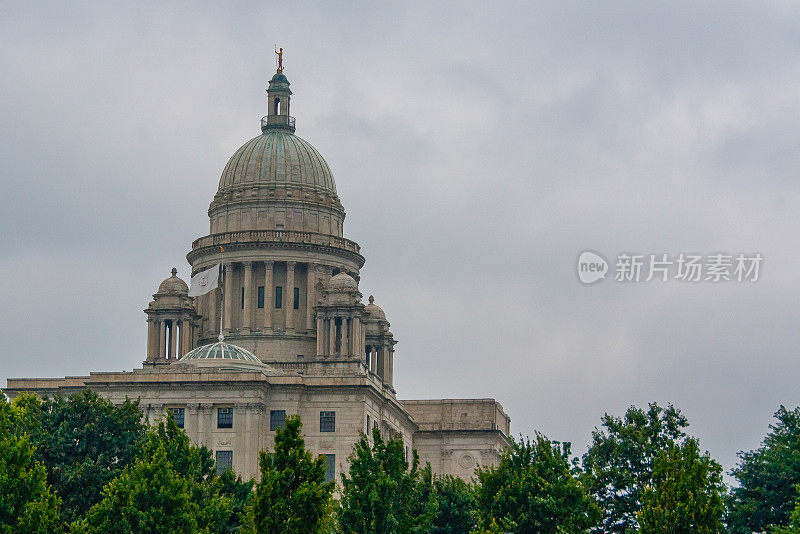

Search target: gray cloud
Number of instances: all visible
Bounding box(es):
[2,1,799,475]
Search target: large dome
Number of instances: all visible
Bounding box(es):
[217,131,337,197]
[204,70,348,238]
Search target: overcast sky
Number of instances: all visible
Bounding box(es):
[2,1,800,477]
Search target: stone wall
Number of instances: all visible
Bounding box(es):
[402,399,511,480]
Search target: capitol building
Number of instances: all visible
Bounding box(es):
[6,66,510,482]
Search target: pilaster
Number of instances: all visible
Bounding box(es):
[243,261,253,331]
[285,261,296,331]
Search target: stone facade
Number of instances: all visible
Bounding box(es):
[5,67,510,483]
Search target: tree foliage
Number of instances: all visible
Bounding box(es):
[770,486,800,534]
[75,413,235,533]
[727,406,800,534]
[428,470,477,534]
[475,432,598,533]
[75,442,201,534]
[582,402,688,533]
[244,414,334,534]
[338,427,436,534]
[21,390,148,524]
[0,392,61,534]
[637,438,724,534]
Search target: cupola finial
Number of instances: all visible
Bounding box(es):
[262,55,295,133]
[275,46,284,74]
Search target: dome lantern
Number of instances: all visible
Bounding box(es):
[262,51,295,133]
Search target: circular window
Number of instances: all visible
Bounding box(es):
[458,453,475,469]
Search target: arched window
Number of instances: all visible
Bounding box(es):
[274,98,281,115]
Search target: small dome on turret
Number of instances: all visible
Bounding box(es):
[269,72,290,86]
[328,272,359,293]
[157,268,189,295]
[364,295,387,321]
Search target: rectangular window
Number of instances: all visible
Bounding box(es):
[257,286,265,308]
[293,287,300,309]
[217,407,233,429]
[270,410,286,431]
[171,408,185,429]
[216,450,233,474]
[275,286,283,308]
[241,287,245,309]
[320,411,335,432]
[324,454,335,483]
[366,414,370,434]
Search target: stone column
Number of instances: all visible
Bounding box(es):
[146,319,156,360]
[235,404,247,473]
[224,263,234,332]
[285,262,296,331]
[245,405,255,477]
[387,349,394,386]
[250,405,262,479]
[263,261,273,331]
[168,321,177,359]
[328,317,336,356]
[179,320,188,357]
[186,403,199,442]
[200,403,213,447]
[183,319,194,356]
[158,321,166,360]
[242,261,253,331]
[341,317,349,357]
[376,346,385,380]
[306,263,316,331]
[352,317,361,356]
[316,315,324,355]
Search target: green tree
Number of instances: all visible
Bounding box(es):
[75,413,235,533]
[338,427,436,534]
[429,471,477,534]
[474,432,598,533]
[244,415,334,533]
[637,438,724,534]
[0,392,61,533]
[217,469,255,534]
[770,486,800,534]
[726,406,800,533]
[581,402,688,533]
[27,390,147,524]
[76,442,201,534]
[146,413,237,532]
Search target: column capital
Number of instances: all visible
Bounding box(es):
[199,403,213,412]
[264,260,274,268]
[242,260,253,267]
[286,261,297,271]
